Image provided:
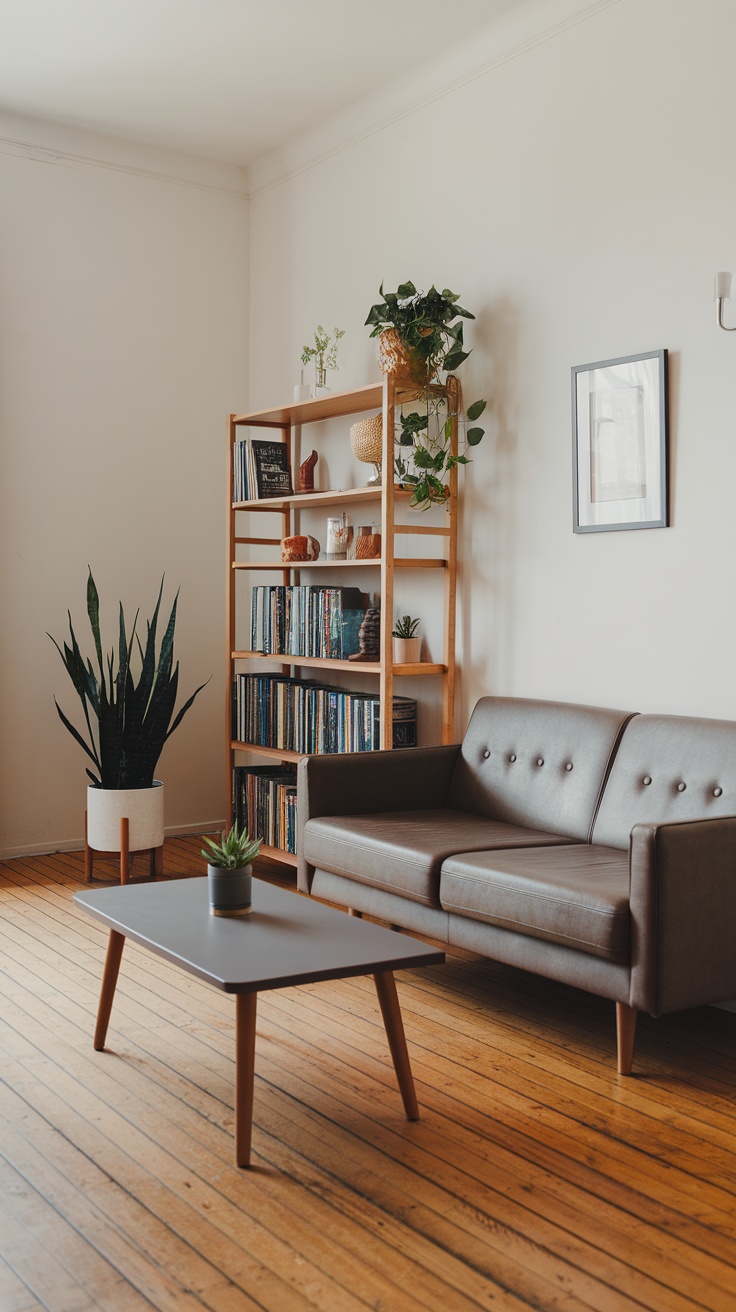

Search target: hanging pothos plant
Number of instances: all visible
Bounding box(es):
[365,280,487,509]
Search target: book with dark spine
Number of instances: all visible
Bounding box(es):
[250,439,293,499]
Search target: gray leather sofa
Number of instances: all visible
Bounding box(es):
[297,696,736,1073]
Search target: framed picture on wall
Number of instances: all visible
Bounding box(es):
[572,349,668,532]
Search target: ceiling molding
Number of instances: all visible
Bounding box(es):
[0,130,248,199]
[247,0,622,199]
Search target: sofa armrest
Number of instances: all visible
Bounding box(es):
[629,816,736,1016]
[296,744,461,892]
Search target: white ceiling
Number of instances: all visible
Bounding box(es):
[0,0,531,166]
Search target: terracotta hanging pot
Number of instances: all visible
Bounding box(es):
[377,329,430,388]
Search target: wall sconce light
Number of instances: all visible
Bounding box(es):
[715,272,735,331]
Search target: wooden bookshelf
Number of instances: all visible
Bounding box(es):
[227,376,458,871]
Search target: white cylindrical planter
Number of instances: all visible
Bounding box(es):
[87,781,165,852]
[208,865,253,917]
[393,637,421,664]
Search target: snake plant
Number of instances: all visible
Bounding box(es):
[49,570,207,789]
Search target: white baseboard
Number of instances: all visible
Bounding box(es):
[0,821,226,862]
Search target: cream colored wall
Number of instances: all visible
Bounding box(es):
[247,0,736,741]
[0,114,248,856]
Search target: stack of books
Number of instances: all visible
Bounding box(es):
[250,585,368,660]
[233,673,417,753]
[232,764,297,854]
[233,436,293,502]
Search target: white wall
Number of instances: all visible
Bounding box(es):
[0,114,248,856]
[246,0,736,741]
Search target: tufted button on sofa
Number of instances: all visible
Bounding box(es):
[297,697,736,1074]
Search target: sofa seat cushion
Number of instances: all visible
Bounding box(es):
[440,844,631,960]
[303,810,577,907]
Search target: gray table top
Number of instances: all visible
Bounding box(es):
[74,877,445,993]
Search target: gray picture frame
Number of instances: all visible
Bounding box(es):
[572,349,668,533]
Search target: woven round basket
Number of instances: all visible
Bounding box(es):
[350,413,383,465]
[377,328,429,386]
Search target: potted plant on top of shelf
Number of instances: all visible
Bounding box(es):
[364,280,487,509]
[365,281,474,386]
[49,570,208,876]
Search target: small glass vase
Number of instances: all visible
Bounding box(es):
[312,365,330,397]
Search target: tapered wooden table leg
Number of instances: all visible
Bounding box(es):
[373,970,419,1121]
[235,992,258,1167]
[94,930,126,1051]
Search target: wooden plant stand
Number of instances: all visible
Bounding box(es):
[84,812,164,886]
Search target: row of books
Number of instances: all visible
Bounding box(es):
[232,764,298,854]
[233,436,293,502]
[251,585,368,660]
[233,673,417,754]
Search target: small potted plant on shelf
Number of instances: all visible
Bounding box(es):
[201,823,262,917]
[392,615,421,665]
[364,280,487,510]
[49,571,208,879]
[301,324,345,395]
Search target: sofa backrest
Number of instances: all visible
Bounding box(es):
[448,697,635,841]
[592,712,736,849]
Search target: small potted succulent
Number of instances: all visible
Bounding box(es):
[392,615,421,665]
[201,823,262,917]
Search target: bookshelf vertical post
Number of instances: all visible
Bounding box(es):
[226,414,238,822]
[442,394,459,744]
[380,374,396,750]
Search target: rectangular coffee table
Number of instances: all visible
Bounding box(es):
[74,877,444,1167]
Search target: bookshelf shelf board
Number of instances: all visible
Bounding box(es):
[233,385,383,428]
[232,651,446,676]
[232,740,304,762]
[232,740,421,762]
[233,381,448,429]
[233,486,391,513]
[258,843,298,867]
[232,557,447,571]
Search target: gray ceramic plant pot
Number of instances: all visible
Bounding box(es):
[207,864,253,917]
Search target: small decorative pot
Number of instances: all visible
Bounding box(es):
[393,636,421,664]
[87,781,164,852]
[355,525,381,559]
[208,864,253,917]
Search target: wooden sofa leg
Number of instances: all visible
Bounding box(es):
[616,1002,637,1075]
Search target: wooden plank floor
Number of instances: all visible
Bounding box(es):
[1,837,735,1312]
